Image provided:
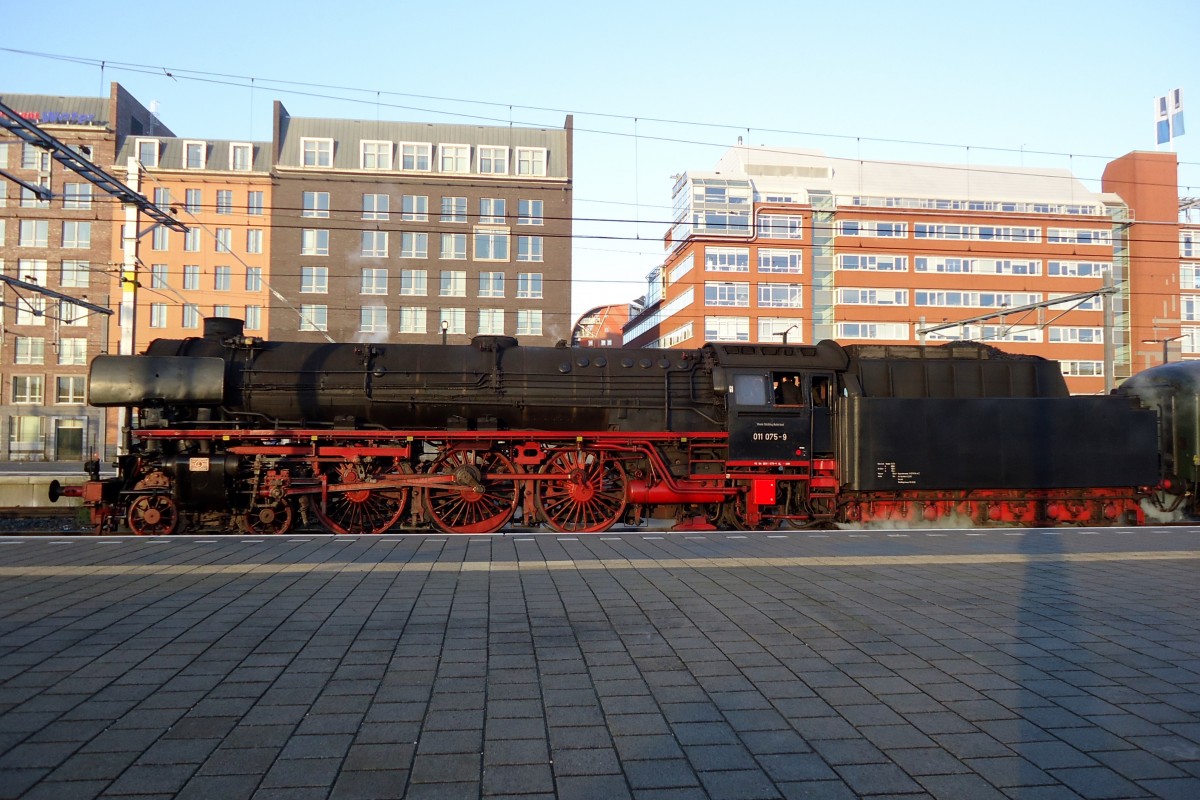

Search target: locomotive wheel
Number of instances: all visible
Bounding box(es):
[424,449,518,534]
[535,450,628,533]
[313,459,411,535]
[245,502,295,536]
[127,494,179,536]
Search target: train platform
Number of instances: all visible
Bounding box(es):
[0,528,1198,800]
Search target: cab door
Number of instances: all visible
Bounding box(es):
[726,371,811,466]
[809,373,835,456]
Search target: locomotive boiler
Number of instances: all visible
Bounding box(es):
[57,317,1180,535]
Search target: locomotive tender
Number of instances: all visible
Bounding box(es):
[56,317,1187,535]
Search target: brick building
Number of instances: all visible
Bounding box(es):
[624,146,1188,393]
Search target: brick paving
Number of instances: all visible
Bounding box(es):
[0,527,1197,798]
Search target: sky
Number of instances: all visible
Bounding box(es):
[2,0,1197,325]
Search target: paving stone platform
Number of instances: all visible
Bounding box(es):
[0,527,1198,799]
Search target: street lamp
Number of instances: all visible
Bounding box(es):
[441,319,449,346]
[1142,334,1185,364]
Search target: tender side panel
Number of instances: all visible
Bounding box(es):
[841,397,1160,491]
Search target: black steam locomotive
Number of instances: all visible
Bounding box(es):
[55,317,1194,534]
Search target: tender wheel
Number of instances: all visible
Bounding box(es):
[245,502,295,535]
[127,494,179,536]
[313,458,411,535]
[535,449,628,533]
[424,449,518,534]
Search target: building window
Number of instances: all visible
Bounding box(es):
[184,228,201,252]
[480,198,506,224]
[474,230,509,261]
[183,265,200,291]
[63,184,92,210]
[837,254,906,272]
[149,303,168,328]
[301,138,334,168]
[704,316,750,342]
[400,269,427,296]
[399,307,427,334]
[402,195,428,221]
[363,194,390,220]
[361,140,393,170]
[478,146,508,175]
[248,191,264,215]
[704,282,750,307]
[245,306,262,330]
[400,142,432,171]
[214,266,232,291]
[439,144,470,173]
[247,229,263,254]
[401,232,428,259]
[440,233,467,260]
[12,376,44,405]
[758,318,802,344]
[214,304,231,318]
[14,337,44,365]
[230,143,253,171]
[59,338,87,366]
[757,283,804,308]
[136,139,159,167]
[517,236,543,262]
[301,229,329,256]
[153,187,171,208]
[184,141,206,169]
[515,147,547,176]
[478,309,505,335]
[517,273,543,299]
[302,191,330,218]
[59,260,89,289]
[301,266,329,294]
[756,215,804,239]
[215,228,232,253]
[15,296,45,326]
[759,249,803,273]
[440,271,466,297]
[299,305,329,331]
[150,263,168,289]
[148,226,168,251]
[56,376,86,405]
[362,231,389,258]
[182,304,200,328]
[841,288,910,305]
[479,272,505,298]
[22,143,50,171]
[361,268,388,295]
[705,247,750,272]
[62,222,90,249]
[516,309,542,336]
[216,190,233,214]
[836,322,910,341]
[19,220,48,248]
[441,196,467,223]
[441,308,466,335]
[360,306,389,333]
[184,188,202,213]
[9,416,43,458]
[60,300,87,327]
[518,199,544,225]
[246,267,262,292]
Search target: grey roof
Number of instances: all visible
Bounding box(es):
[116,137,272,172]
[0,93,109,127]
[277,116,569,177]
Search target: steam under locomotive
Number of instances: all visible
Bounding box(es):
[54,317,1197,534]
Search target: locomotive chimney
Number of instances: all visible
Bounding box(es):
[204,316,245,342]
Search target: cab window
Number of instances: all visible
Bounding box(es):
[732,374,770,406]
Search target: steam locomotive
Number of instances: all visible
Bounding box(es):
[53,317,1196,535]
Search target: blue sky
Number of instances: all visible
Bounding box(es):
[3,0,1196,323]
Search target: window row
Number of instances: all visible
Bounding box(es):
[136,139,256,172]
[294,305,543,337]
[703,282,804,308]
[11,297,90,327]
[150,226,264,254]
[12,337,89,366]
[153,188,266,216]
[299,267,544,299]
[300,229,541,262]
[302,193,544,225]
[10,375,87,405]
[703,248,804,274]
[148,304,264,330]
[11,259,91,289]
[13,220,93,249]
[297,139,549,177]
[702,317,805,344]
[149,264,264,293]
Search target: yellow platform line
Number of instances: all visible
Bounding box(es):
[0,550,1198,579]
